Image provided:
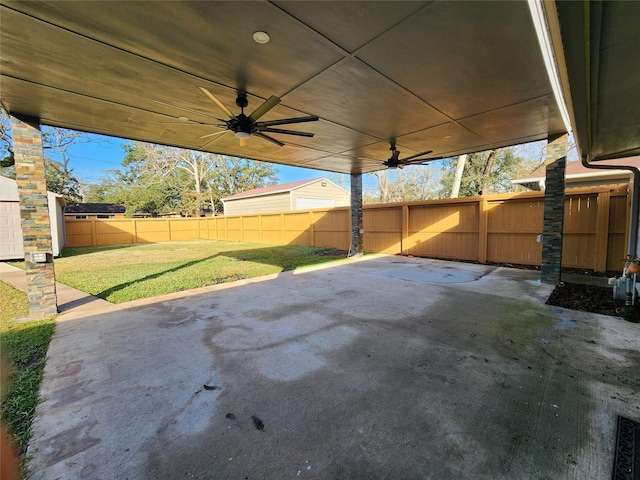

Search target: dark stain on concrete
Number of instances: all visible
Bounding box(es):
[242,303,319,323]
[50,382,94,408]
[55,360,83,377]
[157,315,197,329]
[251,415,265,431]
[42,421,100,468]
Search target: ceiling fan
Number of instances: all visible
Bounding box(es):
[383,142,434,169]
[155,87,318,147]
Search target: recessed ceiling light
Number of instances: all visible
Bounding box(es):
[443,135,452,139]
[253,31,270,44]
[178,116,190,122]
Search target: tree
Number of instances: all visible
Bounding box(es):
[44,157,83,202]
[205,155,279,212]
[436,147,534,198]
[365,165,438,204]
[450,154,467,198]
[86,141,279,216]
[41,127,99,202]
[0,111,94,201]
[0,109,14,177]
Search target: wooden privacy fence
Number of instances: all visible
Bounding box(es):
[64,185,630,272]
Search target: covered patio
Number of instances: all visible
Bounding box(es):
[3,1,639,317]
[1,1,639,478]
[1,256,636,479]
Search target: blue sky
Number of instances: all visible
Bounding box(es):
[62,133,352,189]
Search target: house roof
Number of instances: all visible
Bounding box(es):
[222,178,332,201]
[65,203,125,214]
[512,157,640,190]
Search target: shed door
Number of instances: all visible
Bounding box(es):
[296,197,335,210]
[0,201,24,260]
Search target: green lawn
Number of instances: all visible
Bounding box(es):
[53,239,348,303]
[0,282,55,478]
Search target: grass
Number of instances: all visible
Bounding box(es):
[51,239,348,303]
[0,282,56,478]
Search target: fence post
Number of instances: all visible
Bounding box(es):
[91,218,97,246]
[401,204,409,255]
[594,190,610,272]
[281,213,285,244]
[478,197,488,263]
[310,211,315,247]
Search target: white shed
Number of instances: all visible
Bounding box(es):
[0,176,66,260]
[222,178,350,216]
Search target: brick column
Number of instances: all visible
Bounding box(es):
[11,115,58,318]
[350,173,363,256]
[541,133,568,284]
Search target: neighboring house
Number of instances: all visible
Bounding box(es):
[512,157,640,191]
[0,176,66,260]
[64,203,126,219]
[222,178,350,216]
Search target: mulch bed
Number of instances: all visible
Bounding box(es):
[546,281,640,322]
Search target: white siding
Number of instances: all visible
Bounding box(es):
[0,201,24,260]
[224,192,291,215]
[0,177,66,259]
[292,181,350,209]
[296,197,335,210]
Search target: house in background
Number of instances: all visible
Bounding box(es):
[64,203,126,219]
[222,178,350,216]
[512,157,640,191]
[0,176,66,260]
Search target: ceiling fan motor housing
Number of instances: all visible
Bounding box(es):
[235,95,249,109]
[229,114,255,135]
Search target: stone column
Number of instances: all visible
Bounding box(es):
[11,115,58,318]
[541,133,568,284]
[349,173,363,256]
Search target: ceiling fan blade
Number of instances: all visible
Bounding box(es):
[402,150,433,162]
[258,115,319,127]
[198,87,234,118]
[254,132,285,147]
[161,121,204,125]
[199,130,230,139]
[400,160,431,166]
[200,130,230,148]
[153,99,226,122]
[260,127,315,137]
[249,95,280,121]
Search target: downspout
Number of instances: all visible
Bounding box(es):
[581,156,640,258]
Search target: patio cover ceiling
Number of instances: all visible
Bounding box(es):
[0,1,636,174]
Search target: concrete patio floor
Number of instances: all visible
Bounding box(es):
[6,256,640,479]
